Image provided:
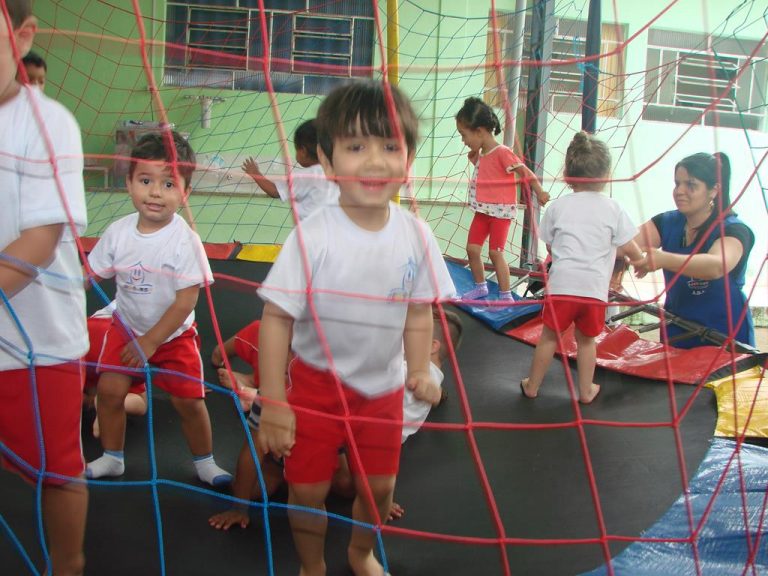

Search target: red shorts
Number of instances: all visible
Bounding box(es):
[97,319,205,399]
[467,212,513,252]
[542,296,605,337]
[86,316,145,395]
[284,358,403,484]
[0,362,85,485]
[233,320,260,387]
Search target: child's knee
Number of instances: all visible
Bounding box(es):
[290,481,330,507]
[170,396,206,416]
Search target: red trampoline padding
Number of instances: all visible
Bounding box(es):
[79,236,99,253]
[505,320,752,385]
[203,242,239,260]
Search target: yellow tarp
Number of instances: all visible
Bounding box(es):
[707,363,768,438]
[236,244,282,263]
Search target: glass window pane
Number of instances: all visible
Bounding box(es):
[308,0,373,18]
[295,36,351,55]
[295,16,351,36]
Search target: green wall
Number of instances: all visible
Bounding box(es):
[31,1,768,300]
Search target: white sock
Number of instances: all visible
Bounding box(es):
[193,454,232,487]
[86,451,125,479]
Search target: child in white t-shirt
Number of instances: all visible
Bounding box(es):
[207,305,463,531]
[86,131,231,487]
[242,118,339,222]
[0,5,89,573]
[520,131,645,404]
[257,80,456,576]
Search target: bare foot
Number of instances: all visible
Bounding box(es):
[520,377,538,399]
[387,501,404,522]
[208,508,250,531]
[217,368,258,411]
[579,383,601,405]
[348,548,385,576]
[216,367,255,391]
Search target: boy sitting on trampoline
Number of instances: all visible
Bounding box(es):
[256,80,456,576]
[207,306,463,531]
[85,131,231,487]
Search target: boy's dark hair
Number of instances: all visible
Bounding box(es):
[22,50,46,71]
[294,119,318,163]
[129,131,196,189]
[4,0,32,28]
[455,96,502,136]
[316,80,419,162]
[433,307,464,359]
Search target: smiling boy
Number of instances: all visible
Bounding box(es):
[86,131,231,487]
[257,80,455,576]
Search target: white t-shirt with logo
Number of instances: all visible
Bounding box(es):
[539,191,637,301]
[0,88,88,369]
[274,163,340,222]
[88,213,213,341]
[258,203,456,397]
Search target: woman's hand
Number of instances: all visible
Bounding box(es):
[633,249,663,278]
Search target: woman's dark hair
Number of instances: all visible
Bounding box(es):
[455,97,501,135]
[294,119,318,163]
[676,152,733,245]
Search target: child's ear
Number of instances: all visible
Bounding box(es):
[14,16,37,57]
[318,146,335,180]
[431,338,441,357]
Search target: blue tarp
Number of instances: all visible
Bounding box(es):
[582,438,768,575]
[446,260,542,331]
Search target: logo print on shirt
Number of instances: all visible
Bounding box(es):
[388,257,416,301]
[687,278,709,296]
[124,262,153,294]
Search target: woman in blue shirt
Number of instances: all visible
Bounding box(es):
[634,152,755,349]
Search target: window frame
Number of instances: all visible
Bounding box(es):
[164,1,374,94]
[643,28,767,131]
[484,13,627,119]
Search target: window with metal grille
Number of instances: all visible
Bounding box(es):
[484,15,626,119]
[643,28,767,130]
[165,1,374,94]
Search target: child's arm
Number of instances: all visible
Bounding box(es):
[256,302,295,458]
[514,164,550,206]
[242,157,279,199]
[404,302,441,405]
[120,284,199,368]
[618,239,647,278]
[81,264,104,291]
[0,224,63,298]
[635,237,744,281]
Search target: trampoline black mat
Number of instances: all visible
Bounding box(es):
[1,259,718,576]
